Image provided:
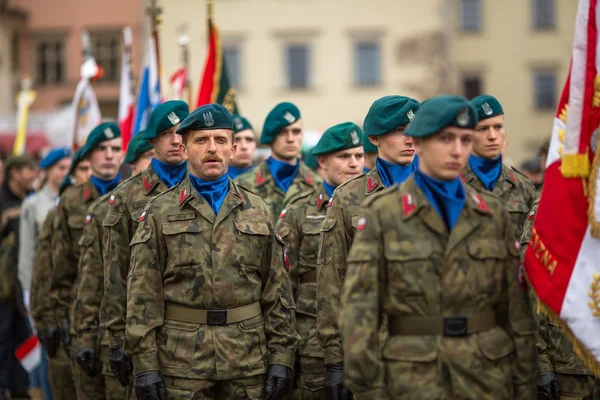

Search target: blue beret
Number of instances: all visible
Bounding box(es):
[80,122,121,159]
[260,102,301,145]
[363,96,421,136]
[232,114,254,134]
[404,95,478,138]
[144,100,190,140]
[311,122,364,156]
[470,94,504,121]
[363,134,378,153]
[176,103,233,134]
[124,131,153,164]
[40,147,71,169]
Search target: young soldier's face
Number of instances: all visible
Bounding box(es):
[47,157,71,187]
[231,130,256,168]
[471,114,505,159]
[149,126,184,164]
[73,160,92,184]
[271,119,303,162]
[131,149,155,176]
[415,127,473,181]
[182,129,236,180]
[318,147,365,187]
[89,137,123,179]
[368,126,415,166]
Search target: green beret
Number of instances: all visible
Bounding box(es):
[124,131,153,164]
[232,115,253,134]
[470,94,504,121]
[176,103,233,135]
[260,102,301,145]
[311,122,364,156]
[144,100,190,140]
[404,95,478,138]
[60,147,86,194]
[303,151,319,170]
[363,134,378,153]
[80,122,121,159]
[363,96,420,136]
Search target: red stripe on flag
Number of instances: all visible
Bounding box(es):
[120,105,134,151]
[580,0,599,154]
[15,335,39,360]
[196,23,217,108]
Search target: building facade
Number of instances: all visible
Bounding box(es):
[0,0,27,114]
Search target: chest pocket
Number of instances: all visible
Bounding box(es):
[506,200,529,235]
[162,217,204,270]
[68,214,86,253]
[299,220,322,270]
[384,240,434,296]
[466,239,507,297]
[234,220,270,269]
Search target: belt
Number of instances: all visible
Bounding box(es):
[165,302,261,326]
[299,270,317,283]
[389,311,496,337]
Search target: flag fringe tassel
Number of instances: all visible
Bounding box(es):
[561,152,591,178]
[588,131,600,238]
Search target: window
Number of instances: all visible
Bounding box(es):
[35,38,66,85]
[223,45,241,89]
[354,41,381,87]
[533,69,557,110]
[532,0,555,29]
[460,74,482,99]
[459,0,481,32]
[91,32,121,82]
[285,44,309,89]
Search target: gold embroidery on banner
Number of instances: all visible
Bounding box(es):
[588,273,600,318]
[531,228,557,275]
[588,124,600,238]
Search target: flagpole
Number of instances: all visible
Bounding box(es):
[177,24,192,105]
[147,0,162,92]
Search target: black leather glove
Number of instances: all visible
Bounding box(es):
[263,364,294,400]
[38,328,60,358]
[75,347,99,377]
[108,345,133,386]
[135,371,166,400]
[537,371,560,400]
[59,322,70,356]
[324,362,353,400]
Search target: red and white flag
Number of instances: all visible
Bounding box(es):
[15,335,41,373]
[119,27,135,150]
[169,67,187,101]
[525,0,600,374]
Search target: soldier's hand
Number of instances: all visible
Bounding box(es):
[59,322,70,356]
[537,371,560,400]
[38,328,59,358]
[75,347,99,377]
[263,364,293,400]
[108,345,133,386]
[324,362,353,400]
[135,371,166,400]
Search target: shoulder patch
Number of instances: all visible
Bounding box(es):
[283,248,291,271]
[327,196,334,207]
[402,193,417,216]
[527,209,536,220]
[109,194,115,205]
[367,176,378,192]
[306,172,314,186]
[85,214,92,224]
[142,176,153,192]
[180,189,190,204]
[83,185,91,200]
[280,209,287,218]
[317,193,324,208]
[472,193,491,212]
[356,216,366,231]
[256,170,266,185]
[139,211,146,222]
[460,172,468,183]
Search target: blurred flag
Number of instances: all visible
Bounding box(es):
[118,27,135,150]
[12,79,36,156]
[170,67,187,101]
[524,0,600,374]
[133,34,161,135]
[15,335,41,373]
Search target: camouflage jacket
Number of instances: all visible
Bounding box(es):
[75,193,112,349]
[126,176,299,380]
[520,199,592,376]
[0,182,24,306]
[50,179,100,331]
[30,207,58,331]
[276,183,330,359]
[101,164,170,348]
[461,163,536,240]
[340,176,536,399]
[235,159,322,217]
[316,168,386,365]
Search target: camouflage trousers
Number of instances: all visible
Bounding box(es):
[163,374,265,399]
[556,373,598,400]
[100,345,128,400]
[292,356,324,400]
[48,346,77,400]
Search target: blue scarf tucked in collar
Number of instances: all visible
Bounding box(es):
[151,158,187,188]
[363,167,371,173]
[189,173,230,216]
[323,181,336,198]
[376,157,416,188]
[414,169,466,231]
[468,154,502,191]
[266,157,300,193]
[228,165,253,180]
[90,174,121,196]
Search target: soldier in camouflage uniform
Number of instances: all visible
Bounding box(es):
[228,115,257,180]
[521,200,598,400]
[235,102,321,216]
[461,95,536,239]
[340,95,536,399]
[102,101,190,387]
[316,95,420,399]
[50,122,123,400]
[127,104,299,400]
[277,123,365,399]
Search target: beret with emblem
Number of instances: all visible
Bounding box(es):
[144,100,190,140]
[404,95,478,138]
[363,96,420,137]
[260,102,301,145]
[80,122,121,159]
[363,133,378,153]
[176,103,233,135]
[124,130,153,164]
[232,114,254,134]
[40,147,71,169]
[470,94,504,122]
[311,122,364,156]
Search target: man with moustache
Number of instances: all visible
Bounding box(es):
[277,122,364,399]
[236,102,321,216]
[316,95,420,400]
[228,114,257,179]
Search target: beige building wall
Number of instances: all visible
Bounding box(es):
[0,4,27,114]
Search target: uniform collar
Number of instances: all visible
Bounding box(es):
[254,159,316,189]
[315,182,331,211]
[82,179,100,203]
[364,168,385,195]
[462,162,517,195]
[141,163,167,195]
[178,176,245,225]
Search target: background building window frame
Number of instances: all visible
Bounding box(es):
[532,0,556,30]
[90,31,122,83]
[35,35,67,86]
[285,43,310,89]
[354,40,382,87]
[459,72,483,99]
[459,0,482,32]
[223,44,242,90]
[533,68,557,110]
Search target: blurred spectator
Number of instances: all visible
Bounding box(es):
[520,156,544,190]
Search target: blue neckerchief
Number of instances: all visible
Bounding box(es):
[90,174,121,196]
[414,169,466,231]
[363,167,371,173]
[228,165,253,180]
[189,173,230,216]
[376,157,416,187]
[413,155,419,169]
[468,154,502,191]
[323,181,336,198]
[266,157,300,193]
[151,158,187,188]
